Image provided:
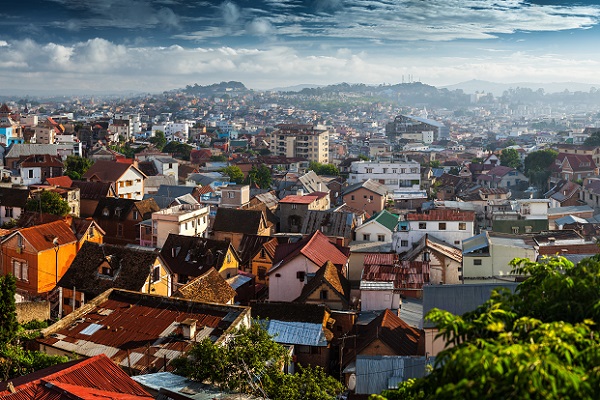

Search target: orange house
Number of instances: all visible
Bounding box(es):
[1,220,79,296]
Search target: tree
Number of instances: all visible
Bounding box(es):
[173,323,343,399]
[374,255,600,400]
[524,149,558,188]
[220,165,244,184]
[26,190,70,216]
[247,165,272,189]
[149,130,167,151]
[308,161,339,176]
[163,141,193,160]
[64,155,92,180]
[0,275,18,345]
[499,148,521,169]
[584,130,600,146]
[210,154,228,162]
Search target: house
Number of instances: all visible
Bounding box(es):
[550,153,599,184]
[19,154,64,186]
[278,192,331,233]
[252,302,334,369]
[347,160,421,192]
[250,237,287,286]
[151,156,179,177]
[1,220,78,296]
[393,209,476,253]
[580,177,600,212]
[71,180,117,217]
[17,212,104,249]
[545,180,582,208]
[147,203,210,248]
[342,179,389,217]
[268,230,349,302]
[237,234,276,271]
[160,234,241,286]
[30,184,81,217]
[220,184,251,208]
[402,234,463,285]
[173,267,236,305]
[0,186,30,226]
[93,197,160,245]
[83,160,146,200]
[294,260,351,310]
[476,165,527,189]
[354,210,399,243]
[361,259,431,299]
[5,143,81,170]
[38,288,251,374]
[300,210,356,245]
[211,208,272,249]
[57,241,171,316]
[0,354,154,399]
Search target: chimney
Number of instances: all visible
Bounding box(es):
[181,318,197,339]
[297,189,304,196]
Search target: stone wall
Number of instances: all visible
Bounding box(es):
[16,301,50,324]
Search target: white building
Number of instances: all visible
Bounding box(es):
[393,209,476,253]
[348,160,421,192]
[151,203,210,248]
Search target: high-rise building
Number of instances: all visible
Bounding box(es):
[269,124,329,163]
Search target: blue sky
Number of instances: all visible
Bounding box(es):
[2,0,600,94]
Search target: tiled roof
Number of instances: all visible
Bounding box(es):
[58,241,162,298]
[83,160,144,182]
[279,194,319,204]
[45,175,73,187]
[485,165,515,177]
[295,261,350,306]
[342,179,388,196]
[174,268,236,304]
[71,180,115,200]
[38,289,249,374]
[16,220,78,252]
[0,354,153,399]
[237,234,274,266]
[364,253,397,267]
[407,209,475,222]
[20,154,64,168]
[270,230,349,273]
[362,261,430,289]
[0,187,30,208]
[212,208,268,234]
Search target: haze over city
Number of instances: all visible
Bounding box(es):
[3,0,600,94]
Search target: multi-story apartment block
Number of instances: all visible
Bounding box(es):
[386,114,449,142]
[348,160,421,192]
[145,203,210,248]
[269,124,329,163]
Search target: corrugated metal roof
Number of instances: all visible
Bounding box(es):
[264,320,328,347]
[354,355,432,395]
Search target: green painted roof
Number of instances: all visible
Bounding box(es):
[368,209,400,232]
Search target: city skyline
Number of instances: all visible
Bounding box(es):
[2,0,600,95]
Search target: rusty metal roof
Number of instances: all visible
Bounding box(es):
[407,209,475,222]
[38,289,250,374]
[16,220,78,252]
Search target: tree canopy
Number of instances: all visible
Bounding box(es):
[583,130,600,146]
[149,130,167,151]
[220,165,244,184]
[524,149,558,188]
[499,148,521,169]
[0,275,18,345]
[247,165,272,189]
[172,323,343,399]
[374,255,600,400]
[163,141,193,160]
[308,161,339,176]
[64,155,92,180]
[26,190,71,216]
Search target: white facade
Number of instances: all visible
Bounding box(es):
[348,161,421,192]
[152,158,179,177]
[354,220,393,243]
[20,166,42,186]
[359,281,401,311]
[152,204,210,248]
[268,255,320,303]
[393,217,475,253]
[116,168,145,200]
[0,205,23,225]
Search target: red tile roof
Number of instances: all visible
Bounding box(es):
[279,194,319,204]
[407,209,475,222]
[46,176,73,187]
[355,309,423,356]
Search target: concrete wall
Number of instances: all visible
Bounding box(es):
[16,300,50,324]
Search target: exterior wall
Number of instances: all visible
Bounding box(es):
[115,168,144,200]
[463,242,536,280]
[278,203,310,233]
[424,328,449,357]
[427,253,462,285]
[268,129,329,163]
[343,188,385,216]
[348,161,421,191]
[360,290,400,311]
[141,258,172,297]
[217,248,240,279]
[21,167,42,185]
[16,301,50,323]
[251,252,273,285]
[359,338,399,357]
[212,227,271,251]
[220,185,250,208]
[302,281,346,310]
[268,255,320,302]
[393,220,474,253]
[295,346,330,370]
[354,222,392,243]
[0,205,23,226]
[152,206,209,247]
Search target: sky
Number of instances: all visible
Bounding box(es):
[2,0,600,95]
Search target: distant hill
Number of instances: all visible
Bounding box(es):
[269,84,321,92]
[442,79,600,96]
[181,81,250,96]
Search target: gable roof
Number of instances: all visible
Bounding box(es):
[270,230,349,273]
[342,179,388,196]
[212,208,268,234]
[0,186,30,208]
[402,233,463,263]
[300,210,355,239]
[20,154,64,168]
[295,261,351,306]
[173,267,236,304]
[0,354,153,399]
[160,234,238,278]
[362,209,399,232]
[354,309,423,357]
[13,220,78,252]
[45,175,73,187]
[237,234,275,266]
[58,241,162,298]
[83,160,145,182]
[71,180,116,199]
[93,197,159,221]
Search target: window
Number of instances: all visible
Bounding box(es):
[474,259,482,266]
[12,260,28,281]
[4,207,13,218]
[260,248,266,259]
[362,233,371,241]
[296,271,306,281]
[228,192,235,198]
[512,226,520,234]
[351,195,355,201]
[28,170,34,179]
[419,222,427,229]
[320,290,328,300]
[454,240,460,245]
[439,223,447,230]
[258,267,267,280]
[377,234,385,242]
[117,223,124,237]
[525,226,533,233]
[459,222,466,230]
[369,195,374,201]
[392,169,397,173]
[133,210,139,220]
[152,266,161,283]
[227,253,232,263]
[401,240,409,247]
[89,226,95,238]
[99,264,113,277]
[291,204,297,210]
[366,168,373,173]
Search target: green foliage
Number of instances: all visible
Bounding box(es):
[584,131,600,146]
[428,160,441,168]
[247,165,272,189]
[163,141,193,160]
[210,154,228,162]
[358,155,370,161]
[0,344,70,381]
[0,275,18,345]
[64,155,92,180]
[308,161,339,176]
[26,190,71,216]
[220,165,245,184]
[149,130,167,151]
[524,149,558,188]
[173,323,344,399]
[500,148,521,169]
[377,256,600,400]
